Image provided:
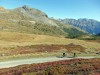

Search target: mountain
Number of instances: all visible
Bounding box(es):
[0,6,6,11]
[96,33,100,36]
[51,19,87,38]
[0,5,57,26]
[0,5,87,38]
[59,18,100,35]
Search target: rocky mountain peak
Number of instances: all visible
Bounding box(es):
[22,5,32,10]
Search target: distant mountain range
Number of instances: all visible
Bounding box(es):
[0,5,87,38]
[96,33,100,36]
[59,18,100,35]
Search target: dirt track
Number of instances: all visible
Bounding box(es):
[0,56,95,69]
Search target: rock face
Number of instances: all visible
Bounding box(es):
[21,5,57,26]
[22,5,48,17]
[59,18,100,35]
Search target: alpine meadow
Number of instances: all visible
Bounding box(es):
[0,0,100,75]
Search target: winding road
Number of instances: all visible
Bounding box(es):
[0,56,96,69]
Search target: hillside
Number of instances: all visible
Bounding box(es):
[59,18,100,35]
[0,31,99,62]
[0,31,100,53]
[51,19,87,38]
[0,5,87,38]
[0,6,6,11]
[96,33,100,36]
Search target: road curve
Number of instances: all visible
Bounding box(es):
[0,56,96,69]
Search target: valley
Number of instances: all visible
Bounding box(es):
[0,5,100,75]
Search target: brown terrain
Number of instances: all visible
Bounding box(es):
[1,44,85,56]
[0,58,100,75]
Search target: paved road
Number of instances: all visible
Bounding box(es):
[0,56,96,69]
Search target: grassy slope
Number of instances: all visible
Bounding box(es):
[0,19,67,36]
[0,31,66,47]
[0,31,100,61]
[0,7,87,38]
[0,31,100,49]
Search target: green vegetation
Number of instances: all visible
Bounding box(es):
[79,35,100,40]
[64,28,86,38]
[52,19,87,38]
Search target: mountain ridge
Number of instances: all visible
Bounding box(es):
[0,5,87,38]
[59,18,100,35]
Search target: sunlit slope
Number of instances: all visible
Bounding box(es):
[0,6,87,38]
[0,31,100,50]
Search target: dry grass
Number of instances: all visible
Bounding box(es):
[0,31,100,49]
[0,31,100,61]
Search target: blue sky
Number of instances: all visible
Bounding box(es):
[0,0,100,21]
